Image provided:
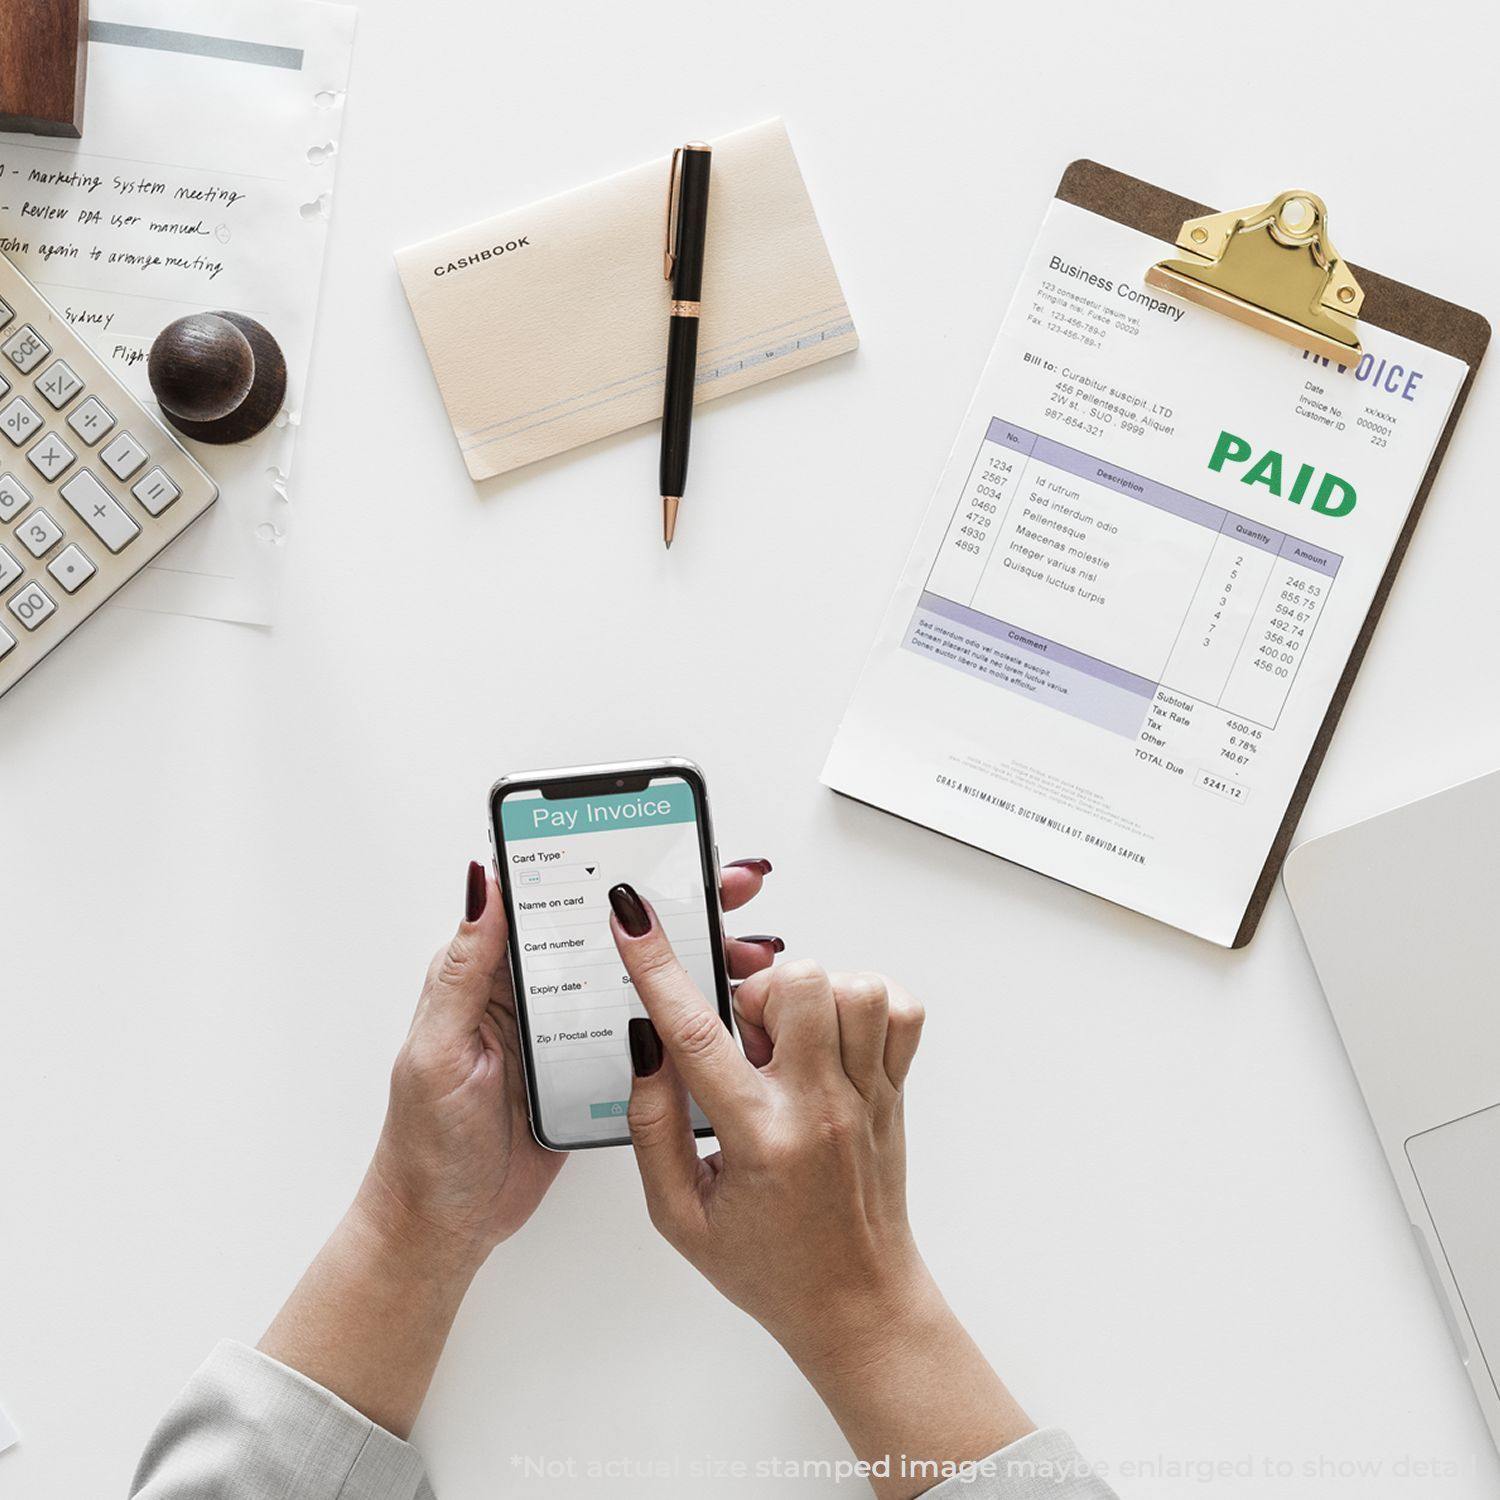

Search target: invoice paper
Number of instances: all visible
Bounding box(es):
[822,199,1467,945]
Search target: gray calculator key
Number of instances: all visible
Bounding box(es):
[1,395,42,446]
[47,542,95,593]
[132,466,181,516]
[35,360,84,409]
[0,298,12,331]
[101,432,148,481]
[0,544,20,592]
[2,324,49,375]
[8,579,56,630]
[66,396,114,445]
[0,620,13,659]
[27,430,75,482]
[0,473,29,523]
[61,469,139,553]
[16,507,62,558]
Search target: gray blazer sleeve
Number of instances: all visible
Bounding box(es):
[131,1343,1115,1500]
[924,1428,1118,1499]
[130,1341,432,1500]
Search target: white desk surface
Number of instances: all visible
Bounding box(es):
[5,1,1499,1495]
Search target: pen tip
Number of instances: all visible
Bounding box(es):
[662,495,680,549]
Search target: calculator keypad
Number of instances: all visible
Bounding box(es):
[0,254,219,697]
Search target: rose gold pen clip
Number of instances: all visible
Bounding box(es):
[663,145,683,281]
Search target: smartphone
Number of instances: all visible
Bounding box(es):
[488,759,734,1151]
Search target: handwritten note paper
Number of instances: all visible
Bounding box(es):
[9,170,246,299]
[0,0,356,624]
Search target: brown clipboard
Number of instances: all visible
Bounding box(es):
[1057,161,1490,946]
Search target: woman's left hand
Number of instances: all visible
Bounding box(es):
[261,856,779,1439]
[357,857,781,1269]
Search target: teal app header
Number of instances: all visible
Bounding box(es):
[501,782,697,840]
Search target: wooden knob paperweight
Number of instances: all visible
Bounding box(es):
[148,312,288,445]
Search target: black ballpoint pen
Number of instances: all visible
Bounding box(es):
[659,141,712,548]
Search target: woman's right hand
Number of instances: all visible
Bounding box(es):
[608,883,1034,1499]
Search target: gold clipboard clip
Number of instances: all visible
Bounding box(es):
[1144,191,1364,365]
[663,146,683,281]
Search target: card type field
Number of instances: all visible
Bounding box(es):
[514,861,601,888]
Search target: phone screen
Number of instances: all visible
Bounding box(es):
[493,769,728,1149]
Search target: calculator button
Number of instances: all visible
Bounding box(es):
[66,397,114,445]
[2,324,50,375]
[132,466,180,516]
[35,360,84,410]
[27,430,75,482]
[0,621,13,659]
[0,545,20,592]
[47,542,95,593]
[61,469,139,552]
[101,432,147,481]
[8,579,56,630]
[1,395,42,446]
[0,473,29,523]
[16,507,62,558]
[0,298,12,331]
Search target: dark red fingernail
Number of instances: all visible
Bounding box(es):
[738,934,785,952]
[609,883,652,937]
[629,1018,663,1077]
[726,858,773,875]
[465,861,487,922]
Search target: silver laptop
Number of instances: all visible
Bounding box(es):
[1285,769,1500,1446]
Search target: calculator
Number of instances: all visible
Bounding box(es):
[0,252,218,701]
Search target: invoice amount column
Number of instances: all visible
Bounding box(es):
[927,418,1037,606]
[1219,537,1339,727]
